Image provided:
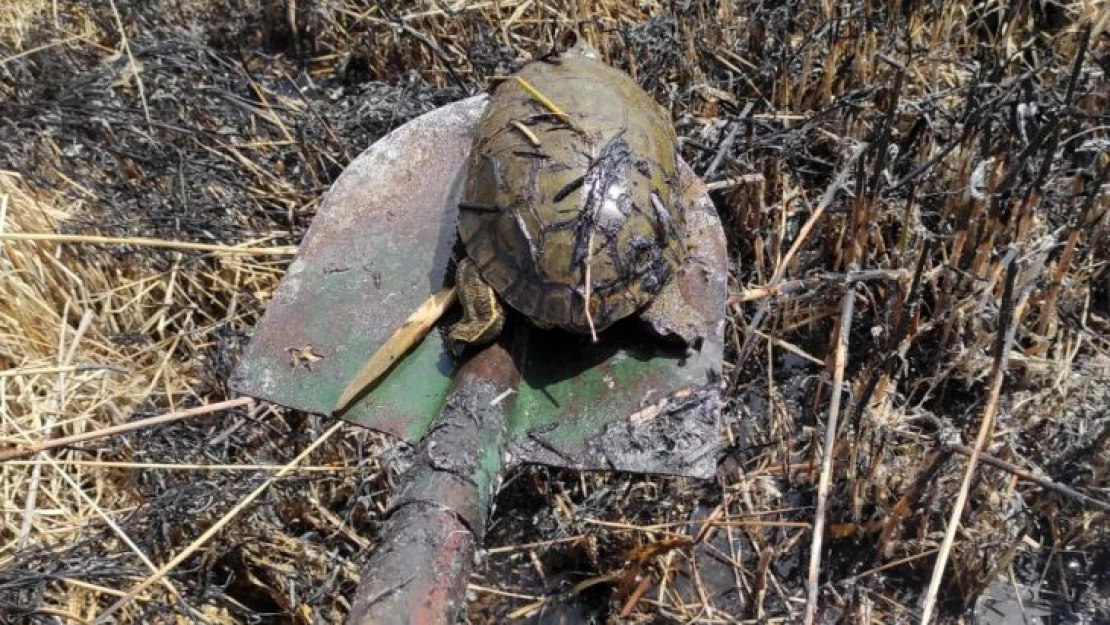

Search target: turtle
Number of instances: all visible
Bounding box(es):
[447,41,707,353]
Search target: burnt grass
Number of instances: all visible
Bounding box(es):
[1,1,1108,624]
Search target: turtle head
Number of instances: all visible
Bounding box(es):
[560,31,600,60]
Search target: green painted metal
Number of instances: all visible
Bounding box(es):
[510,339,672,442]
[229,96,486,440]
[230,52,730,625]
[349,335,456,442]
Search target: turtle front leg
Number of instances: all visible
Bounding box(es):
[447,258,506,355]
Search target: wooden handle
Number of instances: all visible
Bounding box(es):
[345,342,519,625]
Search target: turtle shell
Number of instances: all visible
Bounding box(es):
[457,45,686,335]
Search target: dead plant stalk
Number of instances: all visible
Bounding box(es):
[0,232,298,255]
[0,397,254,461]
[920,260,1027,623]
[804,269,857,625]
[17,309,93,548]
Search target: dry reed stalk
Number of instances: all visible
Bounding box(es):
[733,141,868,371]
[5,459,348,472]
[105,0,150,129]
[0,363,131,378]
[16,309,93,548]
[333,286,458,412]
[0,397,254,461]
[920,259,1026,623]
[0,232,298,255]
[803,269,856,625]
[945,444,1110,513]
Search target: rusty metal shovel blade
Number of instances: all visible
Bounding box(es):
[229,95,728,479]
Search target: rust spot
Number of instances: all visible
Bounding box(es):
[286,344,324,371]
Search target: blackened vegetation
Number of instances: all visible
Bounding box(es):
[1,1,1106,624]
[572,134,632,266]
[566,132,680,303]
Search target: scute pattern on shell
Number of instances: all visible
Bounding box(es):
[458,47,686,335]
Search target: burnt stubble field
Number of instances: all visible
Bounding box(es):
[1,1,1107,623]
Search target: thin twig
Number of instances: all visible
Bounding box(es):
[0,397,254,462]
[705,102,751,179]
[0,232,297,255]
[512,76,584,134]
[803,268,857,625]
[0,35,83,66]
[0,364,132,379]
[946,444,1110,513]
[831,549,941,589]
[18,310,93,548]
[731,269,908,303]
[734,141,867,371]
[5,459,349,472]
[583,230,598,342]
[107,0,152,132]
[510,120,542,147]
